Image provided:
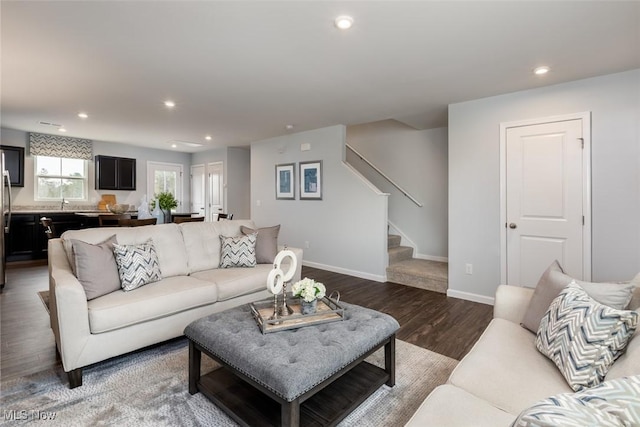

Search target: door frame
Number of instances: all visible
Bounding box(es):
[499,112,592,285]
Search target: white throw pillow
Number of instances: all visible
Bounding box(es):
[113,240,162,291]
[219,233,257,268]
[536,281,638,391]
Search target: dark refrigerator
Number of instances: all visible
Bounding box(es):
[1,151,13,288]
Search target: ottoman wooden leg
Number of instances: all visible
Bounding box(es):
[281,399,300,427]
[385,334,396,387]
[188,340,201,395]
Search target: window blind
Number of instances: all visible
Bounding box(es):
[29,132,93,160]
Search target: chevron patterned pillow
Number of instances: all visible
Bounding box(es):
[113,240,162,291]
[512,375,640,427]
[219,233,257,268]
[536,281,638,391]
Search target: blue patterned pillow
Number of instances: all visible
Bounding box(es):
[219,234,257,268]
[512,375,640,427]
[536,281,638,391]
[113,240,162,291]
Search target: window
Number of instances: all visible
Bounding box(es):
[35,156,88,201]
[147,161,183,208]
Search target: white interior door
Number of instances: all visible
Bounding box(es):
[505,118,588,286]
[207,162,224,222]
[190,164,205,217]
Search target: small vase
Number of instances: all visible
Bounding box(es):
[300,299,317,315]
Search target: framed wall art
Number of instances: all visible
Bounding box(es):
[299,160,322,200]
[275,163,295,200]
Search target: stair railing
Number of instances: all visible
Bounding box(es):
[346,143,423,207]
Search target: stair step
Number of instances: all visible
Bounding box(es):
[388,246,413,264]
[387,234,401,249]
[387,259,448,294]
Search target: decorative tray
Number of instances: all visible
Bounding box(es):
[249,295,344,334]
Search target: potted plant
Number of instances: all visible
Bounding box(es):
[151,192,178,223]
[291,278,326,314]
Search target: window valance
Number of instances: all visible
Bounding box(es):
[29,132,93,160]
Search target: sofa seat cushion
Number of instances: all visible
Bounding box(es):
[179,220,256,274]
[61,223,189,278]
[406,385,515,427]
[87,276,218,333]
[191,264,273,301]
[449,318,573,415]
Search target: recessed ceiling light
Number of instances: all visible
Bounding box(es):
[534,66,550,75]
[58,127,67,132]
[285,124,294,130]
[334,15,354,30]
[164,100,176,108]
[171,144,177,148]
[77,112,88,119]
[205,135,212,141]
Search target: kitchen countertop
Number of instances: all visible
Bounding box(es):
[74,211,138,217]
[11,209,136,214]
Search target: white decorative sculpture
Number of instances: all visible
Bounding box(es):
[266,248,298,319]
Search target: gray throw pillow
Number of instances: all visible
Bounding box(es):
[521,260,636,333]
[113,240,162,291]
[71,235,120,300]
[241,225,280,264]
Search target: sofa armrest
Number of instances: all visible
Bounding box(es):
[278,246,303,283]
[48,238,91,372]
[493,285,535,324]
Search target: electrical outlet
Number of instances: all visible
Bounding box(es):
[304,241,310,249]
[256,199,261,207]
[465,263,473,275]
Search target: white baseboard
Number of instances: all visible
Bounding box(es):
[302,260,386,283]
[447,289,495,306]
[415,253,449,263]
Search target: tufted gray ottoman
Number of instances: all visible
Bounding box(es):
[184,301,400,427]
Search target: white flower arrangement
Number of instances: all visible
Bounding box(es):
[291,278,326,303]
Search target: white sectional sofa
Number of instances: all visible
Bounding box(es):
[48,220,302,388]
[406,284,640,426]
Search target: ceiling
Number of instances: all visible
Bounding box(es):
[2,1,639,152]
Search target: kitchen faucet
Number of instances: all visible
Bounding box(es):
[61,197,69,210]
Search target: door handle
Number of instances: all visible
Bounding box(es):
[509,223,517,229]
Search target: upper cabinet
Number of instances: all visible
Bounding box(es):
[1,145,25,187]
[95,155,136,190]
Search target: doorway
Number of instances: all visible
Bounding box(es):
[500,113,591,286]
[190,164,205,217]
[207,162,224,222]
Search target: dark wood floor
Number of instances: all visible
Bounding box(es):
[0,264,493,382]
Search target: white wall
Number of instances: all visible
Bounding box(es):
[346,120,448,260]
[1,127,191,209]
[227,147,251,219]
[448,69,640,302]
[251,125,389,280]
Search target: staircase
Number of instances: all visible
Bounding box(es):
[386,234,448,294]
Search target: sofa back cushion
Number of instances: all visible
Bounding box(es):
[179,220,256,273]
[61,223,189,278]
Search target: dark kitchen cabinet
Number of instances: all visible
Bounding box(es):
[5,213,85,262]
[1,145,25,187]
[5,214,39,261]
[95,155,136,190]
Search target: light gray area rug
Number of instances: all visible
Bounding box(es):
[1,338,457,426]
